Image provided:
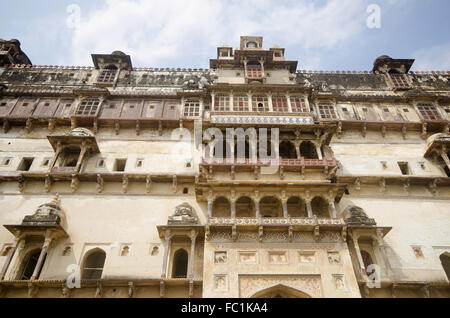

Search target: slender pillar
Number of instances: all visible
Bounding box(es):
[161,231,172,279]
[229,93,234,112]
[48,144,63,171]
[286,94,293,113]
[248,94,252,112]
[329,202,337,218]
[255,200,260,219]
[231,200,236,219]
[352,234,366,278]
[211,93,216,111]
[31,237,52,281]
[268,94,273,112]
[316,144,323,160]
[188,230,197,280]
[0,237,20,280]
[374,232,393,279]
[207,199,213,219]
[75,144,88,173]
[306,200,313,218]
[282,199,288,218]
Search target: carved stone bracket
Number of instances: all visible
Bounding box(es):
[146,175,152,193]
[279,165,284,180]
[232,225,237,241]
[379,177,386,193]
[421,285,430,298]
[61,282,71,298]
[381,124,386,138]
[253,166,259,180]
[70,117,77,130]
[429,179,438,196]
[341,225,347,242]
[189,280,194,298]
[96,174,104,193]
[401,124,407,139]
[25,118,33,134]
[231,165,235,180]
[95,282,102,298]
[27,282,39,298]
[337,121,342,139]
[314,225,320,242]
[354,177,361,191]
[160,280,165,298]
[128,282,135,298]
[361,123,367,138]
[205,225,210,241]
[71,174,79,193]
[3,119,10,133]
[44,174,52,193]
[136,121,141,136]
[404,178,410,194]
[122,174,129,193]
[18,174,25,193]
[158,121,163,136]
[421,123,428,139]
[288,226,293,242]
[114,120,120,135]
[48,119,56,134]
[172,175,177,193]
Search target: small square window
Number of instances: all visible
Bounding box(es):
[403,108,409,112]
[362,108,368,112]
[342,107,348,112]
[109,104,116,109]
[136,159,144,168]
[129,105,135,109]
[17,158,34,172]
[0,102,7,107]
[42,158,50,167]
[44,103,50,107]
[183,188,189,194]
[97,159,106,168]
[23,103,29,107]
[150,105,155,109]
[398,162,411,175]
[2,158,12,166]
[383,108,389,112]
[114,159,127,172]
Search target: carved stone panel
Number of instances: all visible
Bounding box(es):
[238,252,257,264]
[299,251,317,263]
[328,252,341,264]
[239,275,323,298]
[214,251,227,264]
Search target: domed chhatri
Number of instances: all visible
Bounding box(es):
[111,50,127,57]
[68,127,95,137]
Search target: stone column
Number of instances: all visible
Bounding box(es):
[207,199,213,219]
[352,233,366,278]
[0,237,21,280]
[31,237,53,281]
[75,142,88,173]
[329,201,337,218]
[282,199,288,218]
[306,200,313,218]
[286,94,293,113]
[48,143,63,171]
[268,94,273,112]
[374,231,393,279]
[231,200,236,219]
[211,92,216,111]
[255,200,261,219]
[248,93,253,112]
[315,143,323,160]
[188,230,197,280]
[161,231,173,279]
[229,93,234,112]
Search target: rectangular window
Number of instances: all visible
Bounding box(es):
[318,103,337,119]
[183,100,200,117]
[388,74,410,89]
[290,97,308,113]
[214,94,230,112]
[233,95,248,112]
[0,102,7,107]
[76,99,100,116]
[398,162,411,175]
[97,69,117,84]
[252,95,269,112]
[114,159,127,172]
[272,95,289,112]
[417,104,442,121]
[17,158,34,172]
[246,64,263,79]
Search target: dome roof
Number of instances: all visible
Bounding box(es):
[111,50,126,57]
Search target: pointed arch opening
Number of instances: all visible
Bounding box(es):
[251,284,312,298]
[82,248,106,280]
[287,196,307,217]
[260,196,283,218]
[279,141,297,159]
[212,197,231,217]
[300,141,318,159]
[311,196,330,218]
[172,248,189,278]
[236,196,255,217]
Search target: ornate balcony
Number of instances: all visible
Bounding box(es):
[208,216,345,227]
[201,157,336,167]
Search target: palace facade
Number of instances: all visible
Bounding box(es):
[0,36,449,298]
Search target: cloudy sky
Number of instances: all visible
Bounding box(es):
[1,0,449,71]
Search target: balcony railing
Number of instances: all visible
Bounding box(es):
[208,217,345,227]
[50,167,77,174]
[201,158,337,167]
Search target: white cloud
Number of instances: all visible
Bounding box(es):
[67,0,370,67]
[412,44,450,71]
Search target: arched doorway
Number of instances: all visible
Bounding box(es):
[18,249,45,280]
[82,248,106,280]
[300,141,318,159]
[251,284,312,298]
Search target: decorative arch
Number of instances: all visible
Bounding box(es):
[287,196,307,217]
[311,196,330,218]
[260,196,283,218]
[279,141,297,159]
[81,248,106,280]
[300,141,318,159]
[251,284,313,298]
[236,196,255,217]
[17,248,44,280]
[212,196,231,217]
[172,248,188,278]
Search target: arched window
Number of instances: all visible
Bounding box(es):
[300,141,318,159]
[260,196,283,218]
[311,196,329,218]
[172,249,188,278]
[19,249,45,280]
[287,197,307,217]
[82,249,106,280]
[212,197,231,217]
[279,141,297,159]
[236,196,255,217]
